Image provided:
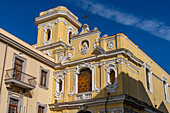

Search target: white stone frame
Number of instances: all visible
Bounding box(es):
[107,40,114,50]
[55,72,66,100]
[6,93,23,113]
[43,24,52,45]
[163,75,169,103]
[74,62,100,99]
[79,39,90,55]
[68,26,74,46]
[145,62,153,93]
[36,102,47,113]
[12,53,27,81]
[39,66,50,90]
[105,63,118,93]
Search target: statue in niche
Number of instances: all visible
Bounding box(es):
[81,41,89,54]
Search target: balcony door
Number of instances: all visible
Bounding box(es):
[13,58,23,81]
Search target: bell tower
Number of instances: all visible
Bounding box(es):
[34,6,82,58]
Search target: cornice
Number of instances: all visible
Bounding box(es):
[0,33,56,68]
[54,48,144,69]
[38,19,78,32]
[36,41,69,51]
[72,30,101,41]
[35,10,82,29]
[49,95,125,110]
[117,34,170,76]
[49,94,162,113]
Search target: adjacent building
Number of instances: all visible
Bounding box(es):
[0,6,169,113]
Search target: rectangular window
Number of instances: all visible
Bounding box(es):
[38,106,45,113]
[39,66,50,90]
[13,58,23,81]
[37,102,47,113]
[8,98,18,113]
[40,70,47,87]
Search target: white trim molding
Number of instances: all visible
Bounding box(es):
[68,26,74,45]
[69,62,100,100]
[35,10,82,29]
[163,75,169,103]
[61,53,72,65]
[55,48,144,69]
[43,24,52,45]
[107,40,114,50]
[43,50,51,56]
[105,63,118,93]
[54,71,68,100]
[145,62,153,93]
[79,39,90,55]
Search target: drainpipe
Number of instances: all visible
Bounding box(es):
[105,92,110,113]
[0,44,8,96]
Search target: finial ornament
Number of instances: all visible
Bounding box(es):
[82,13,89,24]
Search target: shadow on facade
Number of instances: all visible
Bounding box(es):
[158,102,169,113]
[50,72,169,113]
[90,72,168,113]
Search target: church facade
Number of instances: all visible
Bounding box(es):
[0,6,169,113]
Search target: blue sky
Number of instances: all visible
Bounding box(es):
[0,0,170,73]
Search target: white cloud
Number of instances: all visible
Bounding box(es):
[66,0,170,40]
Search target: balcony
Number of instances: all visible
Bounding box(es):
[5,69,36,90]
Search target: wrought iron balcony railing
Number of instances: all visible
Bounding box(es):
[5,69,37,90]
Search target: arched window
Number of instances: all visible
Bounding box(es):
[146,68,150,91]
[145,62,153,93]
[59,79,62,92]
[55,74,64,100]
[110,69,115,84]
[46,29,51,41]
[68,31,72,44]
[43,24,52,45]
[47,29,51,41]
[78,68,92,93]
[106,63,118,93]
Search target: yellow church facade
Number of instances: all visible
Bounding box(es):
[0,6,169,113]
